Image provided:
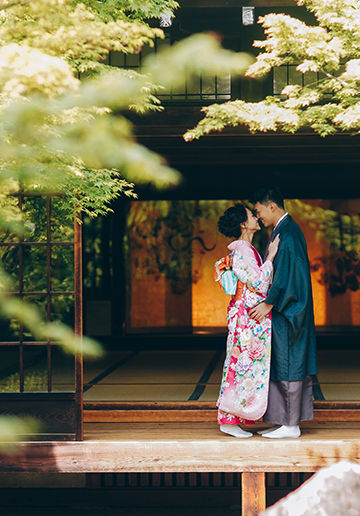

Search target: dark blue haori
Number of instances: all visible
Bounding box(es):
[264,215,318,382]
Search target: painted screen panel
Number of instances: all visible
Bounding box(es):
[125,199,360,331]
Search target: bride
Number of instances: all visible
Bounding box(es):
[214,204,279,438]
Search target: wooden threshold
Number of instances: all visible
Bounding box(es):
[83,402,360,423]
[84,409,215,422]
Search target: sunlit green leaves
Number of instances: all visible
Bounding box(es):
[0,44,79,98]
[184,98,300,140]
[0,0,254,418]
[186,0,360,139]
[82,0,179,23]
[145,33,253,91]
[0,0,165,74]
[0,285,103,358]
[0,416,41,447]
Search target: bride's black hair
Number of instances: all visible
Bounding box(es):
[217,204,248,239]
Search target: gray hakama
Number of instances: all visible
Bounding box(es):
[263,376,314,426]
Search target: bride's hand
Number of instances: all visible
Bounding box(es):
[267,234,280,262]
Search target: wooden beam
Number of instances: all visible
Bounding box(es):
[84,401,218,410]
[84,401,360,410]
[313,410,360,422]
[242,472,266,516]
[134,132,360,166]
[84,409,360,423]
[84,409,218,423]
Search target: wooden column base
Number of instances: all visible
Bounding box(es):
[242,472,266,516]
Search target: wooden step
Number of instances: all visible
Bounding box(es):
[83,402,360,423]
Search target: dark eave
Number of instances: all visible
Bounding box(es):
[178,0,300,8]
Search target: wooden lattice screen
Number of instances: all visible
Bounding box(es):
[0,194,83,440]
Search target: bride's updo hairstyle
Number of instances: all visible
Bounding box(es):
[218,204,248,239]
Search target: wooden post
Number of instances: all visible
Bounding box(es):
[74,213,83,441]
[242,472,266,516]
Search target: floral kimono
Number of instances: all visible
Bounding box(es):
[216,240,273,425]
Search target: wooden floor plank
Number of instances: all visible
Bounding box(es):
[81,421,360,441]
[0,422,359,474]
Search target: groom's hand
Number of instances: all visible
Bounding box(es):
[249,302,273,322]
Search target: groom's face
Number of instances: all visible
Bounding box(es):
[254,202,276,228]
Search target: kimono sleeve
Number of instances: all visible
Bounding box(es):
[232,246,273,295]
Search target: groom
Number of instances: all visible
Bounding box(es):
[249,186,318,439]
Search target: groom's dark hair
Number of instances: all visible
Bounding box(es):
[251,186,285,209]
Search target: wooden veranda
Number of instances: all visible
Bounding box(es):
[1,421,360,516]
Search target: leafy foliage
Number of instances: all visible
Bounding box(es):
[0,268,103,357]
[0,416,41,447]
[82,0,179,23]
[185,0,360,140]
[0,0,252,391]
[0,0,171,73]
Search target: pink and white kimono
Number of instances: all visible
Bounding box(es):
[216,240,273,425]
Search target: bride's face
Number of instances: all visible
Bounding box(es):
[244,208,260,232]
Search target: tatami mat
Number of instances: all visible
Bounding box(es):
[198,385,219,402]
[81,349,360,403]
[52,384,76,392]
[319,384,360,401]
[51,353,75,384]
[207,354,224,385]
[316,350,360,383]
[83,384,196,402]
[97,351,217,385]
[0,348,358,401]
[83,351,133,384]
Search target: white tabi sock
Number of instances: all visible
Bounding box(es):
[261,425,301,439]
[220,424,253,438]
[257,425,281,435]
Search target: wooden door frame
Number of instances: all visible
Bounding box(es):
[0,195,83,441]
[74,215,83,441]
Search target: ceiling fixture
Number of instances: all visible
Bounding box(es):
[242,7,255,26]
[160,12,173,28]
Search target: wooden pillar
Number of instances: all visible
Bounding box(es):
[74,214,83,441]
[242,472,266,516]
